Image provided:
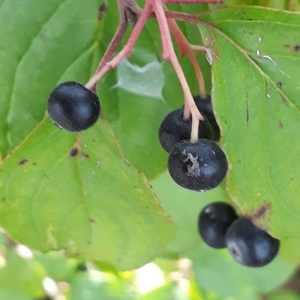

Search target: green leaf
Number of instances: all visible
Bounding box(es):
[198,7,300,239]
[69,273,136,300]
[0,0,175,272]
[0,119,174,270]
[140,283,187,300]
[152,172,295,300]
[34,250,78,282]
[267,291,300,300]
[0,250,45,299]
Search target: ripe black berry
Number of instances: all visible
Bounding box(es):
[194,95,220,141]
[47,81,101,132]
[168,139,228,191]
[198,202,238,249]
[226,217,280,267]
[158,108,214,153]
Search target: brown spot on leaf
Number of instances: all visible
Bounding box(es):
[283,267,300,294]
[281,94,287,105]
[249,32,254,35]
[245,202,272,223]
[294,45,300,52]
[283,44,290,48]
[98,3,107,19]
[69,148,78,157]
[81,153,89,159]
[90,218,95,223]
[279,121,284,129]
[276,82,282,89]
[2,198,5,202]
[18,159,28,166]
[32,163,37,166]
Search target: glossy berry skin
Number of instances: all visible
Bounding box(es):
[198,202,238,249]
[226,217,280,267]
[194,95,220,141]
[159,108,214,153]
[168,139,228,191]
[48,81,101,132]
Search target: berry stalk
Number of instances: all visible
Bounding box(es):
[85,1,152,89]
[167,18,207,99]
[152,0,204,143]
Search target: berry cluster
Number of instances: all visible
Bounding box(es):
[159,95,227,191]
[47,81,101,132]
[198,202,280,267]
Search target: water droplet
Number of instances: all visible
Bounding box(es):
[96,161,100,167]
[84,144,87,148]
[267,94,271,98]
[258,37,262,42]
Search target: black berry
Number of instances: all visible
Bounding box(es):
[226,217,280,267]
[194,95,220,141]
[168,139,228,191]
[47,81,101,132]
[198,202,238,249]
[159,108,214,153]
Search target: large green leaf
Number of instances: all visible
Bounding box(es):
[0,0,175,270]
[152,172,295,300]
[198,7,300,239]
[0,119,174,270]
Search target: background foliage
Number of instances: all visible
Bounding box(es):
[0,0,300,299]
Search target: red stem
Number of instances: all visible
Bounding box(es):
[152,0,204,143]
[167,18,206,98]
[85,2,153,90]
